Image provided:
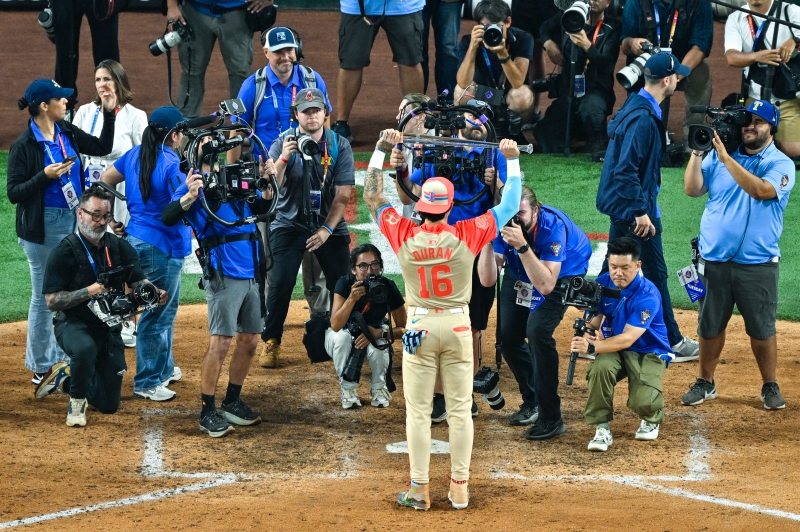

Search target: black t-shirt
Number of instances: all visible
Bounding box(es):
[334,275,405,329]
[43,233,146,328]
[457,26,535,90]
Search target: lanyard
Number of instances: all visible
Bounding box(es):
[481,48,499,88]
[270,84,299,132]
[321,139,330,184]
[89,106,101,135]
[747,14,769,52]
[583,19,606,69]
[654,8,679,48]
[76,233,101,277]
[44,133,72,181]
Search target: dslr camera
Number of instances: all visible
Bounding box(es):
[530,73,562,99]
[616,42,661,91]
[561,0,591,33]
[364,274,390,305]
[687,105,748,153]
[561,276,621,312]
[287,133,319,158]
[483,23,504,47]
[473,366,506,410]
[88,265,159,327]
[150,19,193,56]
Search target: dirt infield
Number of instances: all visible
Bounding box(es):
[0,10,741,150]
[2,301,800,530]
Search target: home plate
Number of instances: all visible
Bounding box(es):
[386,440,450,454]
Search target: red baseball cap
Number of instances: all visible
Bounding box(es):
[416,177,454,215]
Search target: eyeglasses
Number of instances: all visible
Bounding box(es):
[356,261,382,272]
[80,209,113,222]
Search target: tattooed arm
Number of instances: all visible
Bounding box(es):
[46,282,108,312]
[363,129,402,221]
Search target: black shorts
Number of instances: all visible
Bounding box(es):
[469,254,495,330]
[511,0,560,40]
[338,12,424,68]
[697,259,779,339]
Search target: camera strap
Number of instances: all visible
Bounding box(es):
[351,311,389,350]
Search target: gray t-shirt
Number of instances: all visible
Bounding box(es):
[268,129,355,236]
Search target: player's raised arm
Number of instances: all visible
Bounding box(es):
[490,139,522,230]
[363,129,402,221]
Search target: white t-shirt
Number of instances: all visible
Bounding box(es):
[724,1,800,101]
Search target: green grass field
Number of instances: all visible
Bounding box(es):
[1,150,798,323]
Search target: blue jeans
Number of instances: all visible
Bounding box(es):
[19,207,76,373]
[126,235,184,391]
[421,0,462,100]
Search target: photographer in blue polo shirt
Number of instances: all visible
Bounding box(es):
[681,100,794,411]
[478,186,591,440]
[571,237,672,452]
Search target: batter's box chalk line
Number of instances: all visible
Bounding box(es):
[2,411,799,527]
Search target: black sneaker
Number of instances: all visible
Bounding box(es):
[431,393,447,423]
[199,410,235,438]
[523,418,567,440]
[761,382,786,410]
[332,120,354,143]
[220,398,262,426]
[681,378,717,406]
[471,395,478,418]
[508,405,538,426]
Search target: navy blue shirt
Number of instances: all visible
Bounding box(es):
[494,205,591,283]
[114,145,192,257]
[32,120,80,209]
[596,272,672,361]
[621,0,713,61]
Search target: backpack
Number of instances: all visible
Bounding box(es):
[251,64,319,127]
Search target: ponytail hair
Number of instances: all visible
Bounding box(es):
[18,97,40,117]
[138,125,161,204]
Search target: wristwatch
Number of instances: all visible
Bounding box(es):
[587,342,596,354]
[498,55,511,64]
[516,243,531,255]
[691,150,705,157]
[381,324,390,339]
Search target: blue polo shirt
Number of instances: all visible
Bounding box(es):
[32,120,80,208]
[187,0,245,18]
[410,147,507,223]
[699,142,794,264]
[234,65,331,158]
[340,0,423,15]
[597,272,672,361]
[494,205,592,283]
[113,146,192,257]
[171,184,262,279]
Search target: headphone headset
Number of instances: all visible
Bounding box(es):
[260,26,304,62]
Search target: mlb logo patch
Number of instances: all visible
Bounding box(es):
[781,175,789,188]
[640,309,651,324]
[550,242,562,256]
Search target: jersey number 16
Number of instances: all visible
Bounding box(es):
[417,265,453,298]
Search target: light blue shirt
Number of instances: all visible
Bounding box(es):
[699,141,794,264]
[340,0,424,16]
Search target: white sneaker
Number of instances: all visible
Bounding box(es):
[370,387,391,408]
[121,320,137,348]
[66,398,88,427]
[134,385,176,402]
[672,336,699,362]
[340,387,361,409]
[587,426,613,452]
[161,366,182,387]
[635,420,660,441]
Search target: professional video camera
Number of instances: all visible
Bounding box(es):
[473,366,506,410]
[530,73,562,99]
[687,105,748,153]
[88,265,159,327]
[341,318,390,384]
[150,19,193,56]
[181,99,278,227]
[616,42,661,91]
[560,276,621,385]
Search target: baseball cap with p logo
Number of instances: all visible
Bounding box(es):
[416,177,454,215]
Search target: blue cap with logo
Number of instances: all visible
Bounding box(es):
[149,106,186,132]
[745,99,780,127]
[23,79,74,107]
[264,26,298,51]
[644,52,691,79]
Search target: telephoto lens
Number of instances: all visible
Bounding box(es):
[473,366,506,410]
[38,8,56,44]
[561,0,590,33]
[296,134,320,157]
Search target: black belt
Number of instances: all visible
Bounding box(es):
[197,231,257,252]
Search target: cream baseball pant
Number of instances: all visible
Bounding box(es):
[403,306,474,483]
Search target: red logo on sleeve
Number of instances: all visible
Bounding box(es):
[550,242,562,256]
[640,309,651,324]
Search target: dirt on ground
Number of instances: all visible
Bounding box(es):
[2,301,800,530]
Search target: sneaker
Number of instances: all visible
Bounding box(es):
[587,425,613,452]
[161,366,182,387]
[220,398,262,425]
[672,336,699,362]
[35,361,70,399]
[471,395,478,418]
[681,378,718,406]
[431,393,447,423]
[66,397,87,427]
[134,385,176,402]
[448,479,469,509]
[371,387,391,408]
[397,481,430,511]
[341,387,362,409]
[523,418,567,440]
[121,320,137,348]
[635,420,660,441]
[332,120,354,143]
[509,405,538,426]
[761,381,786,410]
[259,338,280,368]
[32,372,46,385]
[199,409,235,438]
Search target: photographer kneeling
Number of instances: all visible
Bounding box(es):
[535,0,621,154]
[570,237,673,452]
[37,186,167,427]
[327,245,407,409]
